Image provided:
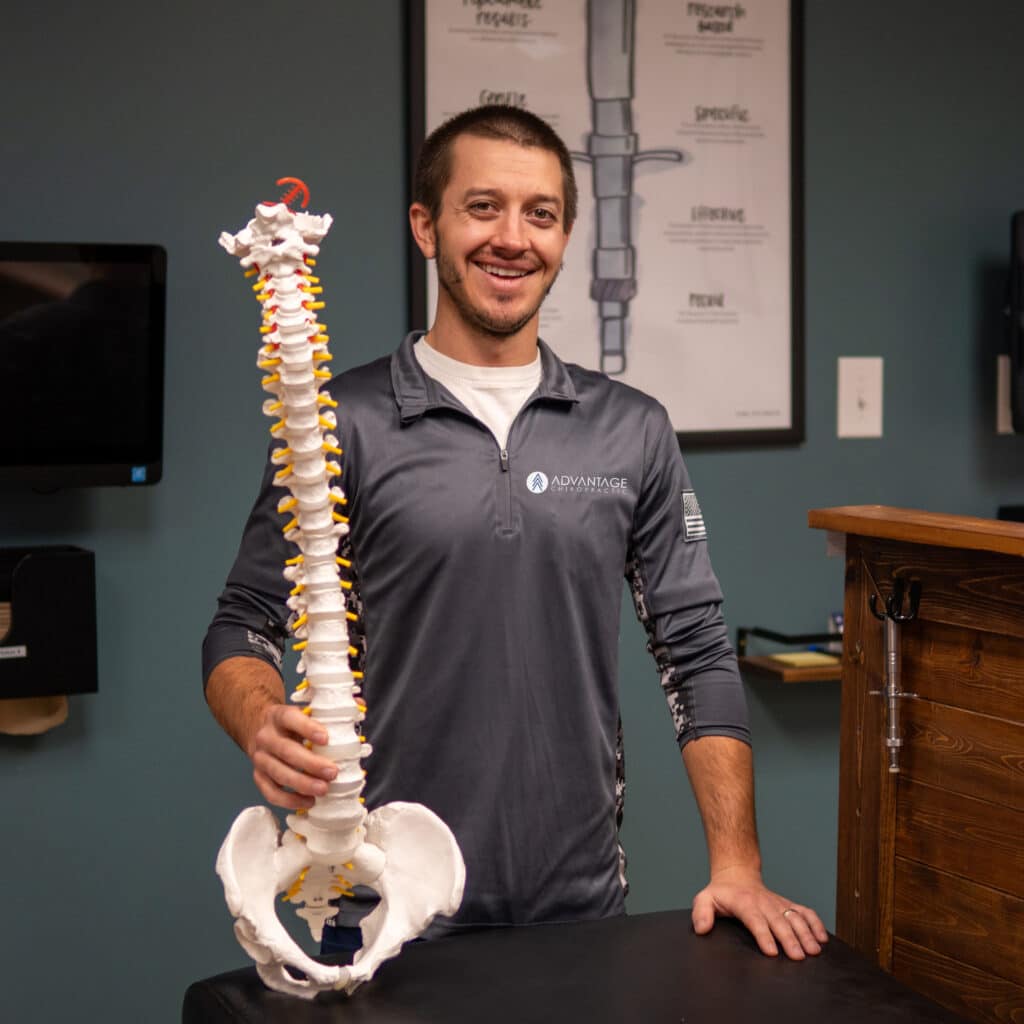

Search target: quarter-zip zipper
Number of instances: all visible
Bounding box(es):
[427,388,548,534]
[495,392,551,533]
[499,447,512,530]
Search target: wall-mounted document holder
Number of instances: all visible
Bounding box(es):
[0,546,97,699]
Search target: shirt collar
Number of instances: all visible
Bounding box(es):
[390,330,578,423]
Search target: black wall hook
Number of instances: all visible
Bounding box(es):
[869,578,921,623]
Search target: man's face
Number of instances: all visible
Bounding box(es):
[428,135,571,339]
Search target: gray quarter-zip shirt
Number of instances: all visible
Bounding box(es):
[203,332,749,933]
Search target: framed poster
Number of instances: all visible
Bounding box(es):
[407,0,804,447]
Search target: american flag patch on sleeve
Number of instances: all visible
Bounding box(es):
[682,490,707,542]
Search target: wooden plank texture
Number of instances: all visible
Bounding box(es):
[895,778,1024,899]
[903,619,1024,721]
[860,541,1024,642]
[894,859,1024,987]
[836,541,891,963]
[894,938,1024,1024]
[821,512,1024,1018]
[809,506,1024,557]
[902,700,1024,814]
[835,545,865,949]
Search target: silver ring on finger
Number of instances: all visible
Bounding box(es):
[782,908,799,919]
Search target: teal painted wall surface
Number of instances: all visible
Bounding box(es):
[1,2,1022,1019]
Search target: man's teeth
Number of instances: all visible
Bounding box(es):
[481,265,529,278]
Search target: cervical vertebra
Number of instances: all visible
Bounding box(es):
[216,183,465,1000]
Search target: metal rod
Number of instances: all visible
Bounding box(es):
[884,618,902,773]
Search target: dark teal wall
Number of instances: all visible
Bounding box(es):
[1,2,1022,1019]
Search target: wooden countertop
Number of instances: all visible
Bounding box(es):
[808,505,1024,557]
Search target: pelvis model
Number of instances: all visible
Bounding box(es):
[216,180,465,1000]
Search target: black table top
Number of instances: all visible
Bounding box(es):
[183,910,966,1023]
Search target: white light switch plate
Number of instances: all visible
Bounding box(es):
[838,357,883,438]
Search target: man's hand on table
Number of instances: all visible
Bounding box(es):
[691,865,829,960]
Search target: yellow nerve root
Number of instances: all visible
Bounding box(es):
[283,867,309,902]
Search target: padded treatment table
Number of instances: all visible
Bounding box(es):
[182,910,967,1022]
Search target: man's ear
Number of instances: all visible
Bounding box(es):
[409,203,436,259]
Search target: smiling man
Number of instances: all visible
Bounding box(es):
[410,129,571,361]
[203,105,827,962]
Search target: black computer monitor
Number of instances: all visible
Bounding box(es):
[0,241,166,487]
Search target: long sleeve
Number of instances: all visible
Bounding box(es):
[625,406,750,748]
[201,448,292,689]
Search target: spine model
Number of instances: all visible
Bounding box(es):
[215,180,465,1001]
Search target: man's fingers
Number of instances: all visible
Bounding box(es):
[253,769,317,811]
[766,910,808,960]
[245,703,341,812]
[259,727,338,782]
[691,891,716,935]
[740,911,779,957]
[785,911,822,956]
[253,748,332,798]
[268,703,330,746]
[257,706,338,780]
[780,905,827,953]
[799,905,829,944]
[691,877,828,961]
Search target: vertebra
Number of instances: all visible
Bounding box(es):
[216,186,465,1000]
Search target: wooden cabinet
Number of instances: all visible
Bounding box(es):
[809,506,1024,1024]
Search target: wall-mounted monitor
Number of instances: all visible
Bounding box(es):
[0,241,166,487]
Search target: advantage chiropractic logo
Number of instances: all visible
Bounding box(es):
[526,470,628,496]
[527,471,549,493]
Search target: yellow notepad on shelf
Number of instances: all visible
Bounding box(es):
[769,651,840,667]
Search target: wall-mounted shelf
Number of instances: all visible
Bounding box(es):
[736,626,842,683]
[739,654,842,683]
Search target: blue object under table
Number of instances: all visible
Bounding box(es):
[182,909,966,1023]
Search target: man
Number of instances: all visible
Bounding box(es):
[204,105,827,960]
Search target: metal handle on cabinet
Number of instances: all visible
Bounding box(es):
[868,579,921,773]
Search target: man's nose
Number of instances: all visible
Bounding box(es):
[490,212,527,253]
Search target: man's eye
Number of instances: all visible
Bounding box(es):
[532,209,556,223]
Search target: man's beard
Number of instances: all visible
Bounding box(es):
[435,237,560,340]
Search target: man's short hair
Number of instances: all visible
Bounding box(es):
[413,104,578,231]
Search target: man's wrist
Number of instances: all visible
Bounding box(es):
[206,655,287,757]
[709,859,763,882]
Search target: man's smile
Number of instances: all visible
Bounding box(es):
[474,260,536,280]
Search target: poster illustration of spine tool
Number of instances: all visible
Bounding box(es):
[574,0,689,375]
[216,179,465,1000]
